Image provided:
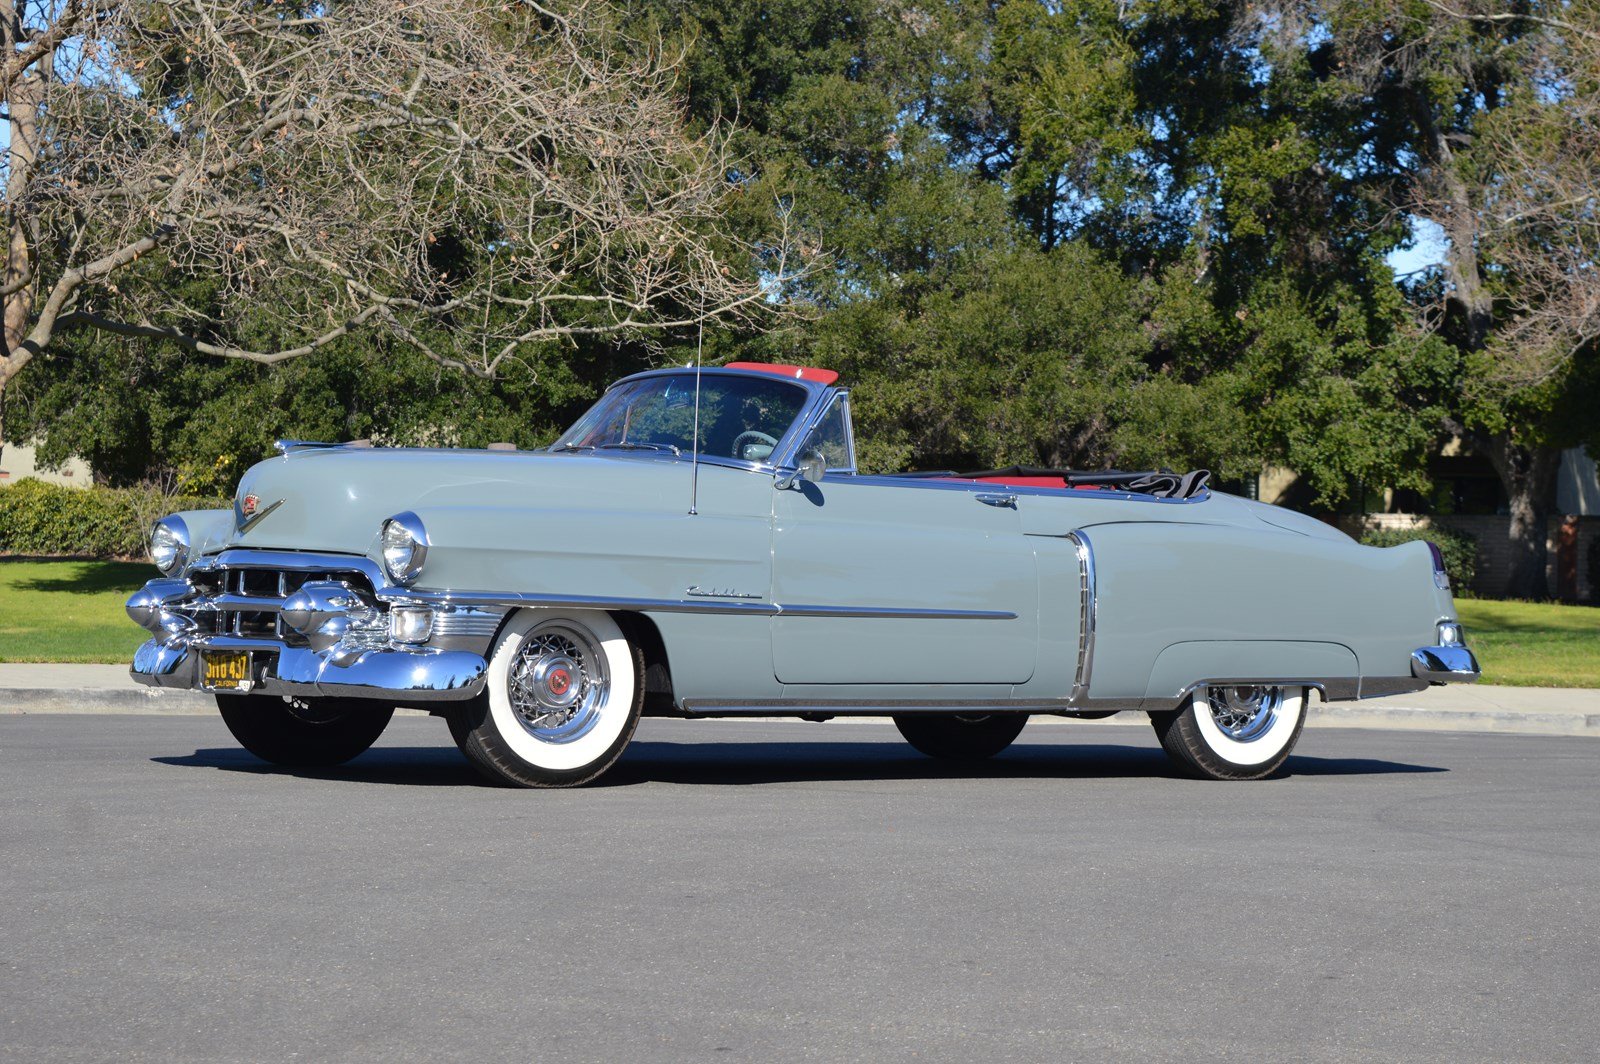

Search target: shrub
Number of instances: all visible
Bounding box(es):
[0,479,227,559]
[1360,524,1478,592]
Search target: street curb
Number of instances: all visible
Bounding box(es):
[1306,703,1600,736]
[2,688,1598,736]
[0,686,215,715]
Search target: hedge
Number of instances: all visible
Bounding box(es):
[1359,524,1479,592]
[0,479,228,559]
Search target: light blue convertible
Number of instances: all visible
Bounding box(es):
[127,362,1479,785]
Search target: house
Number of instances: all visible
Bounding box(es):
[0,444,92,488]
[1258,446,1599,601]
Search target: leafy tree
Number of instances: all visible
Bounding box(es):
[1231,0,1600,596]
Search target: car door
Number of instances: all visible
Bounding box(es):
[770,473,1039,685]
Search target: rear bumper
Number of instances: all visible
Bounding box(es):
[1410,644,1481,684]
[130,638,487,702]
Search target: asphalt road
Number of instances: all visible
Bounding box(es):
[2,714,1596,1063]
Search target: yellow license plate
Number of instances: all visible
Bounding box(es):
[201,651,251,691]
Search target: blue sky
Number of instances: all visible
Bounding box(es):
[1386,217,1450,277]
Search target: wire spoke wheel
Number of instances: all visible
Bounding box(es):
[506,625,610,744]
[457,609,643,788]
[1202,685,1284,743]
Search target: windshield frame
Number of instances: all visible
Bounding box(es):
[549,368,838,473]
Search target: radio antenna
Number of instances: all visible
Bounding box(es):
[688,320,703,516]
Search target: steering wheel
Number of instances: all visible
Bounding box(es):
[731,430,779,461]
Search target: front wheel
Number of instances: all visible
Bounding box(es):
[1150,685,1307,781]
[215,695,394,767]
[893,713,1028,761]
[454,609,643,788]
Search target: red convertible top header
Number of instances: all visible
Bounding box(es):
[725,361,840,386]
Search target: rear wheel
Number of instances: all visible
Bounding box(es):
[454,609,643,788]
[893,713,1028,761]
[215,694,394,767]
[1150,684,1307,780]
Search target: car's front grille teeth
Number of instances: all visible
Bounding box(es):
[186,566,377,645]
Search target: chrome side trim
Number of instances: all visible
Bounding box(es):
[431,605,507,638]
[389,588,1016,621]
[1066,530,1097,705]
[776,603,1016,620]
[393,589,777,615]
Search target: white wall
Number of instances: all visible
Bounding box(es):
[1558,447,1599,517]
[0,443,93,487]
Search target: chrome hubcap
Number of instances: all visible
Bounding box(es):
[507,624,609,744]
[1204,685,1283,743]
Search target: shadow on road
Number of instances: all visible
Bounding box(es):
[152,739,1446,788]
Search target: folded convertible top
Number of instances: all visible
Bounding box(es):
[890,466,1212,500]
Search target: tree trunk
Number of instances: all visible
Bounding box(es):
[2,0,41,477]
[1480,433,1562,600]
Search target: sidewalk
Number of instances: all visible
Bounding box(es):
[1,663,1597,736]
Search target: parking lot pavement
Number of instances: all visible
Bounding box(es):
[2,713,1597,1063]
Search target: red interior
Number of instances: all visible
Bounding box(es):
[725,361,840,386]
[933,474,1105,492]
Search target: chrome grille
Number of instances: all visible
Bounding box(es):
[183,565,378,643]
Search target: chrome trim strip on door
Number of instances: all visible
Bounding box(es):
[387,588,1016,621]
[390,589,779,615]
[774,603,1016,620]
[1066,530,1096,704]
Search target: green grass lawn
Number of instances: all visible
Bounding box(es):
[2,559,1597,686]
[1455,598,1600,688]
[0,559,157,663]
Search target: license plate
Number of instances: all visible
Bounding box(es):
[201,651,251,691]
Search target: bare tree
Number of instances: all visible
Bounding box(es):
[1,0,799,450]
[1473,3,1600,387]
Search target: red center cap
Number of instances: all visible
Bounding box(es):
[548,669,571,696]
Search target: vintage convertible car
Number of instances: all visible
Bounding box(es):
[127,362,1479,785]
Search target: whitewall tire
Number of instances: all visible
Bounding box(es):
[453,609,643,788]
[1150,685,1308,781]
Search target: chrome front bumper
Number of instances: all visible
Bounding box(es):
[126,553,495,703]
[1411,644,1481,684]
[130,637,487,702]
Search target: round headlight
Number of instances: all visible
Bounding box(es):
[380,512,428,586]
[148,516,191,576]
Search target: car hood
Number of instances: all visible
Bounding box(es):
[222,447,692,558]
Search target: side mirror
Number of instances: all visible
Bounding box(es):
[776,449,826,490]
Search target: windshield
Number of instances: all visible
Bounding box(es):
[551,373,811,464]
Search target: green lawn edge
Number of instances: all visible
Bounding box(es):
[3,559,1597,688]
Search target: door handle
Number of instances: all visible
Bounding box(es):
[975,493,1018,509]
